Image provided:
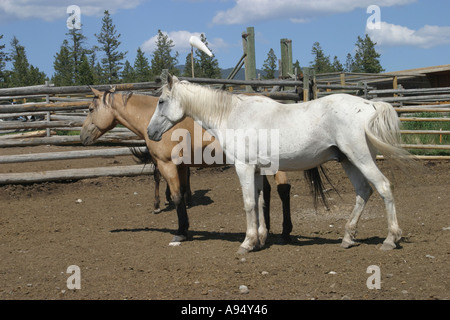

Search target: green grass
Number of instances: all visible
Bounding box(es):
[55,130,81,136]
[400,112,450,155]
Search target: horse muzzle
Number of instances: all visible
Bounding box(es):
[147,127,162,142]
[80,124,100,145]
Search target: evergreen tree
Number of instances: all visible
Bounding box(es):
[344,53,355,72]
[9,36,30,87]
[93,61,104,84]
[353,35,384,73]
[194,34,220,78]
[53,40,73,86]
[262,48,277,79]
[95,10,127,83]
[310,42,333,74]
[133,47,151,82]
[121,60,135,83]
[9,36,46,87]
[332,56,344,72]
[28,65,47,85]
[150,30,179,78]
[0,34,9,87]
[293,60,301,76]
[88,51,103,84]
[182,52,198,77]
[77,54,94,85]
[66,27,91,84]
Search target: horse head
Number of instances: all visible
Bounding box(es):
[147,74,185,141]
[80,87,118,145]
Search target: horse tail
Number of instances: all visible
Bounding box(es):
[304,166,339,210]
[129,146,155,165]
[364,101,411,163]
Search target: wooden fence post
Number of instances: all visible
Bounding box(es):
[242,27,256,92]
[303,67,311,102]
[45,81,51,137]
[280,39,293,78]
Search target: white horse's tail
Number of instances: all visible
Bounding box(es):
[365,101,411,162]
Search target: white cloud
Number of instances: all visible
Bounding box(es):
[212,0,416,25]
[141,30,230,55]
[367,22,450,48]
[0,0,144,22]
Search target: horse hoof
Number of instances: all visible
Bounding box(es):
[236,246,250,255]
[380,241,396,251]
[153,208,161,214]
[169,241,181,247]
[340,239,356,249]
[172,235,187,243]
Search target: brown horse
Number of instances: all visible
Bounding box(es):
[80,88,299,244]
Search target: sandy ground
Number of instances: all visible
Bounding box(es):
[0,145,449,300]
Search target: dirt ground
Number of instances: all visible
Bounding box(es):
[0,145,448,300]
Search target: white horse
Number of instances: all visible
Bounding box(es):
[148,75,412,254]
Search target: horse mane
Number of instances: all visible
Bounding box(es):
[168,81,239,127]
[101,90,134,108]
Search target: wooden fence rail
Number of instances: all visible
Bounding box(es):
[0,147,141,164]
[0,165,154,185]
[0,75,448,185]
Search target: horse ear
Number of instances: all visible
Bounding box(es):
[167,74,173,89]
[90,86,102,97]
[109,86,116,93]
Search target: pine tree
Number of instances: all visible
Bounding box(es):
[310,42,333,74]
[182,52,198,77]
[121,60,135,83]
[353,35,384,73]
[344,53,355,72]
[93,61,104,84]
[28,65,46,85]
[332,56,344,72]
[9,36,30,87]
[133,47,151,82]
[95,10,127,84]
[88,51,103,84]
[194,34,220,78]
[9,36,46,87]
[262,48,277,79]
[150,30,179,78]
[0,34,9,87]
[77,54,94,85]
[293,60,301,77]
[66,27,91,84]
[53,40,73,86]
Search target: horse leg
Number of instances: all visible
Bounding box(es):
[256,174,268,248]
[341,151,401,250]
[275,171,292,244]
[362,165,400,250]
[158,162,189,243]
[262,176,271,233]
[340,159,373,248]
[235,163,262,254]
[184,168,193,207]
[153,167,161,214]
[165,184,171,206]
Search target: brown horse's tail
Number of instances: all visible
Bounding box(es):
[304,166,339,210]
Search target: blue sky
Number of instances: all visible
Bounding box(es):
[1,0,450,78]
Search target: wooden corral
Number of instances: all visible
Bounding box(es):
[0,73,449,185]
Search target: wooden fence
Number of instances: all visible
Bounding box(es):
[0,74,449,184]
[314,72,450,153]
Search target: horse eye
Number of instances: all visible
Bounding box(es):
[159,99,165,105]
